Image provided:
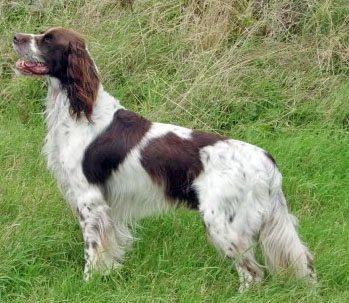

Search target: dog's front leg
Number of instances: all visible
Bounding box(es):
[74,188,130,281]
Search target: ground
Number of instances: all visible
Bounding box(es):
[0,1,348,302]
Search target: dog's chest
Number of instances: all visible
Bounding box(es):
[43,95,94,189]
[45,121,89,185]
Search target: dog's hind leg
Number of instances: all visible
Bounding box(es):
[199,193,264,292]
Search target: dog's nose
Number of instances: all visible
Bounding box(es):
[13,33,30,44]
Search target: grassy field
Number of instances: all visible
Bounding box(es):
[0,0,348,302]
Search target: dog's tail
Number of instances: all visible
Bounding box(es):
[259,182,316,281]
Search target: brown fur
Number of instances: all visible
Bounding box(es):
[38,27,100,121]
[140,131,226,208]
[82,109,152,184]
[65,34,99,121]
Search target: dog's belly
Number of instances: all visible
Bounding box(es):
[103,154,171,223]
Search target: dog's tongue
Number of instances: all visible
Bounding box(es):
[24,61,37,67]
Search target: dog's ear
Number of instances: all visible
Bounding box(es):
[66,40,99,122]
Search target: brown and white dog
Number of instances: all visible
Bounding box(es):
[13,27,316,291]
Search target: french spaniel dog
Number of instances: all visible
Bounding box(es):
[13,27,316,291]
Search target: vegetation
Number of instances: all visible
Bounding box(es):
[0,0,348,302]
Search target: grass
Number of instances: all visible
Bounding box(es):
[0,0,348,302]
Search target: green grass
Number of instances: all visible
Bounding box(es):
[0,1,348,302]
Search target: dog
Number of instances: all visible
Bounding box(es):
[13,27,316,291]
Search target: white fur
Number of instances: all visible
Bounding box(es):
[29,34,44,61]
[29,35,38,55]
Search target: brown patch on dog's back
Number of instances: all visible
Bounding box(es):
[140,131,226,209]
[83,109,151,184]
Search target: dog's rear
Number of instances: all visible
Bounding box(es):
[195,141,316,292]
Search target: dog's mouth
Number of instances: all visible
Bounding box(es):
[15,59,49,76]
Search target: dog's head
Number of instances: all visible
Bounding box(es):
[14,27,88,77]
[13,27,99,120]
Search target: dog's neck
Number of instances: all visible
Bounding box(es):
[44,76,123,132]
[47,77,62,105]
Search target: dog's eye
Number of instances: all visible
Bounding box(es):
[43,34,54,43]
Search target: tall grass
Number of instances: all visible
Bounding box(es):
[0,1,348,302]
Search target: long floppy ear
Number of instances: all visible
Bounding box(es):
[65,40,99,122]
